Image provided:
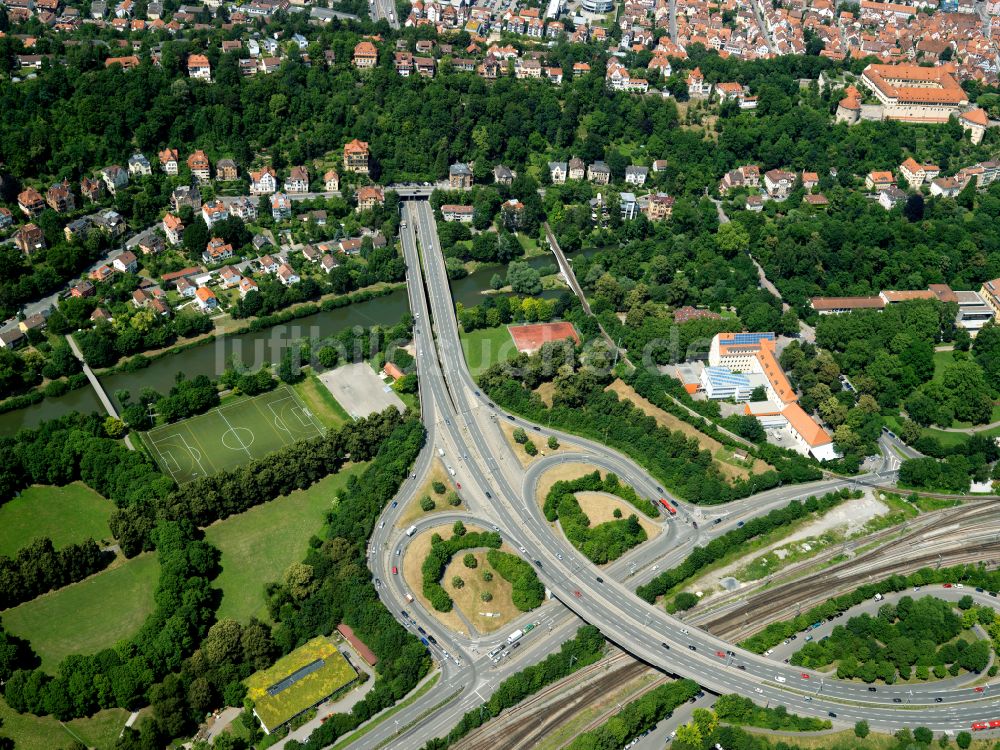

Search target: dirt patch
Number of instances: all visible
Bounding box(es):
[499,421,581,468]
[605,379,772,480]
[534,381,557,407]
[396,460,463,528]
[574,491,659,540]
[401,523,476,636]
[534,462,604,505]
[688,492,890,597]
[442,546,525,634]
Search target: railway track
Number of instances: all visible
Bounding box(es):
[689,498,999,629]
[456,652,650,750]
[698,500,1000,641]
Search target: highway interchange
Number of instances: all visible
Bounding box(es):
[351,198,1000,749]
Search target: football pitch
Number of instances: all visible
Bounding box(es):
[144,386,325,485]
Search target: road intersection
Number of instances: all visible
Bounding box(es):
[351,198,1000,749]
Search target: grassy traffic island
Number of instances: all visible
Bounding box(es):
[395,459,464,529]
[402,522,544,636]
[538,467,659,565]
[790,595,992,684]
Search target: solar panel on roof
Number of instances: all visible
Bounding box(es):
[267,658,326,697]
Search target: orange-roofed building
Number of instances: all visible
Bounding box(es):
[861,63,968,122]
[781,403,838,461]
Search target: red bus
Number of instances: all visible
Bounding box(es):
[659,499,676,515]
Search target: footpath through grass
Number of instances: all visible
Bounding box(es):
[0,482,113,556]
[460,326,518,379]
[2,552,159,672]
[204,464,368,623]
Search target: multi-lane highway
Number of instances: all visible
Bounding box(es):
[352,198,1000,748]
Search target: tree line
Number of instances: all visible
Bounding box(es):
[0,537,113,610]
[457,293,559,332]
[245,417,432,749]
[111,407,408,556]
[636,489,855,609]
[479,339,820,506]
[565,679,700,750]
[485,550,545,612]
[712,694,831,732]
[75,311,215,370]
[0,412,172,510]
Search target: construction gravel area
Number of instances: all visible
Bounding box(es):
[687,492,890,596]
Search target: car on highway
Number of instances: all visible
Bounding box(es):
[492,525,500,531]
[688,645,696,651]
[680,628,689,634]
[975,687,985,693]
[868,687,877,692]
[375,579,381,588]
[391,501,398,508]
[574,590,581,597]
[774,676,786,683]
[715,651,725,658]
[392,566,398,575]
[596,577,604,583]
[800,673,810,679]
[456,483,461,488]
[944,583,953,588]
[556,552,563,560]
[893,698,902,703]
[519,546,527,554]
[737,665,746,670]
[736,521,745,527]
[661,642,670,649]
[379,521,385,529]
[935,697,943,702]
[754,688,763,694]
[396,547,401,556]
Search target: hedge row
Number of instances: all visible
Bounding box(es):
[544,471,649,564]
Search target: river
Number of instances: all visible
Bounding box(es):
[0,255,563,435]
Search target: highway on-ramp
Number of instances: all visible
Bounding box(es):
[352,198,1000,748]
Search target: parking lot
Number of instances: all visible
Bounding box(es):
[318,362,405,419]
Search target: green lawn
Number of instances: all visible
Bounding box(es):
[294,369,351,428]
[0,697,131,750]
[931,349,955,383]
[460,326,518,379]
[0,483,114,557]
[883,415,1000,449]
[2,552,159,672]
[204,465,368,623]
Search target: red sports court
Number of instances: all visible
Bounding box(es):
[508,322,580,353]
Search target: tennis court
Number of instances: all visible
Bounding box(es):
[144,385,325,485]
